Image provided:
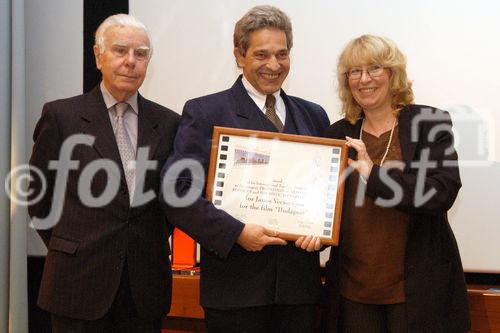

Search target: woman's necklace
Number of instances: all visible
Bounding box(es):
[359,117,397,167]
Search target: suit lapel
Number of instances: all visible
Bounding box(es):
[137,94,161,159]
[348,118,363,160]
[80,87,122,161]
[397,106,418,169]
[231,76,281,131]
[231,76,260,128]
[280,91,312,136]
[79,86,125,184]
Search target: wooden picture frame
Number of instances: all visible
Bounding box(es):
[206,126,348,246]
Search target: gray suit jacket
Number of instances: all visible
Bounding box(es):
[28,86,180,320]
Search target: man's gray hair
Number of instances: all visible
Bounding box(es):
[94,14,152,58]
[234,5,293,56]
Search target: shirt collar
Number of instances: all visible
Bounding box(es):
[100,82,139,115]
[241,75,281,111]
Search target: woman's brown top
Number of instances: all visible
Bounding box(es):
[340,125,410,304]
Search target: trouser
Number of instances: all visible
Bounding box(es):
[204,303,318,333]
[339,296,407,333]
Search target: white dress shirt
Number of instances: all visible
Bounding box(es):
[241,76,286,125]
[100,82,139,153]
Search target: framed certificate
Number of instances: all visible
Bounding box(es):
[206,126,348,246]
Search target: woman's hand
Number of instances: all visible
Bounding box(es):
[345,136,374,180]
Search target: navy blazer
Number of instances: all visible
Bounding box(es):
[161,76,330,308]
[28,86,180,320]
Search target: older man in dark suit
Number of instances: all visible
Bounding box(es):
[28,14,179,333]
[161,6,329,333]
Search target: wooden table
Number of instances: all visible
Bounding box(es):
[467,285,500,332]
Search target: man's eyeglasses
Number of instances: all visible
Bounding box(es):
[110,44,150,61]
[346,64,385,80]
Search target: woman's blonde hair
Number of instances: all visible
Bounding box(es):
[337,35,414,124]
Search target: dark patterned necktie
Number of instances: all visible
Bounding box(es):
[265,94,283,132]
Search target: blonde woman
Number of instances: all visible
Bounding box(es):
[323,35,470,332]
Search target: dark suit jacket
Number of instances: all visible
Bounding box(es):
[161,76,330,309]
[323,105,470,332]
[28,86,180,320]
